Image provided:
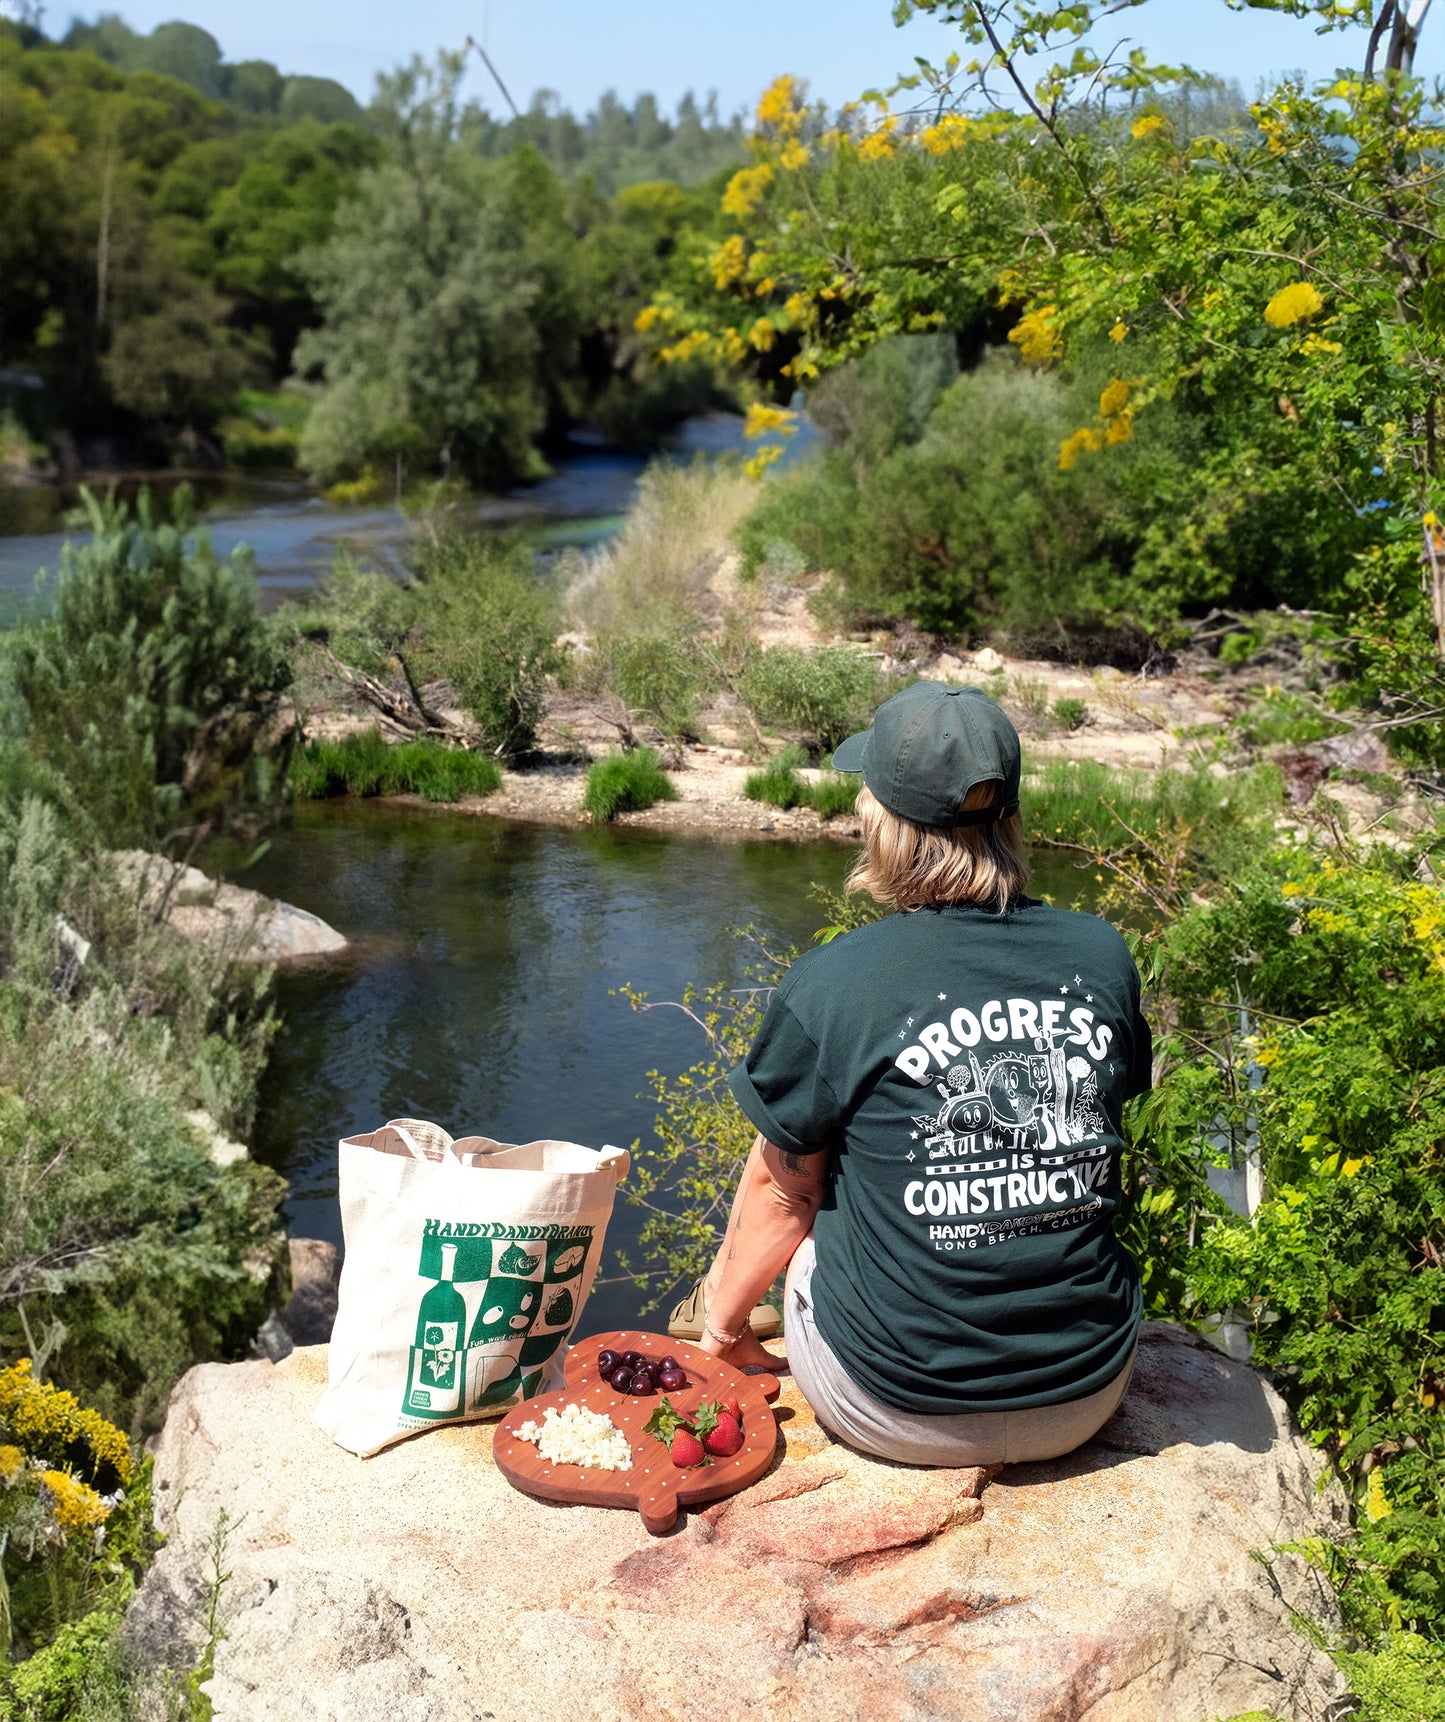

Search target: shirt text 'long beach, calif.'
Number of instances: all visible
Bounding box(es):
[727,901,1152,1414]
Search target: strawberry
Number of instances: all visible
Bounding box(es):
[721,1395,742,1425]
[702,1411,744,1457]
[670,1427,707,1468]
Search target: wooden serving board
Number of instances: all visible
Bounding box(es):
[493,1329,781,1534]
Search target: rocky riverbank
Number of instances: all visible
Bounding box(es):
[129,1320,1348,1721]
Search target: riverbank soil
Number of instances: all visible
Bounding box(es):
[294,552,1432,844]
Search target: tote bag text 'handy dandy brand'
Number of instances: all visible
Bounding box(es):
[317,1119,629,1458]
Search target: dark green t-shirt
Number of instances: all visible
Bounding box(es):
[727,900,1151,1414]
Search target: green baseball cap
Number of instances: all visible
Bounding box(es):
[832,682,1021,829]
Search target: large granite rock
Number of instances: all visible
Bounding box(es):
[113,851,346,962]
[128,1323,1348,1722]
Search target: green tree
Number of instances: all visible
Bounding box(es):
[3,487,293,856]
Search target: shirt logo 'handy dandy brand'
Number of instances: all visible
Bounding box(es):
[892,987,1117,1251]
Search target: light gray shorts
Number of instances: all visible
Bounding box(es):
[783,1236,1138,1468]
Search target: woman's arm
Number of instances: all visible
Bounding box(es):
[698,1133,828,1367]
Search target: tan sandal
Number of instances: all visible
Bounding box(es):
[666,1276,782,1342]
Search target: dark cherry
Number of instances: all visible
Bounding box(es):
[608,1367,634,1392]
[657,1367,687,1392]
[658,1355,678,1371]
[628,1373,656,1395]
[596,1349,619,1375]
[623,1350,644,1368]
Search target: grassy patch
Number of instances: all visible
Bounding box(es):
[292,730,501,802]
[743,747,859,820]
[583,749,678,820]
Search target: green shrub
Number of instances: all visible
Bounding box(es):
[291,731,500,802]
[410,537,560,758]
[807,772,859,820]
[3,487,292,854]
[1052,697,1088,731]
[605,632,716,744]
[737,645,883,750]
[583,749,677,821]
[743,744,811,810]
[218,389,309,470]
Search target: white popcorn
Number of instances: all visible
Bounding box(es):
[514,1403,631,1471]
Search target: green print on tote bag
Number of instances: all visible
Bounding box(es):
[316,1121,628,1459]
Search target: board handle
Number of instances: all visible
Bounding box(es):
[637,1469,683,1534]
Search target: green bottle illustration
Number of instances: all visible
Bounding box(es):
[405,1241,465,1417]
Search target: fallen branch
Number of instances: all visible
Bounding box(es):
[318,646,473,743]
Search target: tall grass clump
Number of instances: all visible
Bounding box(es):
[743,744,812,810]
[292,730,501,802]
[738,645,885,751]
[807,772,859,820]
[568,460,756,636]
[583,749,677,821]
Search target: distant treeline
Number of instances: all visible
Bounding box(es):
[0,12,744,474]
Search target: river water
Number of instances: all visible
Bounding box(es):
[239,803,1092,1337]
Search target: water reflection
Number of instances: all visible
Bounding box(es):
[240,802,1095,1335]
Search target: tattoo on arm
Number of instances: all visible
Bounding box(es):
[779,1150,810,1177]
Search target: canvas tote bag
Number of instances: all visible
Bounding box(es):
[316,1118,629,1458]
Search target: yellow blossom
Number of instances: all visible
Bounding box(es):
[1009,304,1061,366]
[779,139,809,170]
[744,403,798,440]
[744,445,784,479]
[921,114,973,154]
[1131,113,1168,140]
[1265,282,1325,328]
[709,235,747,291]
[633,304,664,334]
[858,118,897,162]
[0,1443,25,1484]
[1109,320,1128,343]
[1058,427,1104,471]
[0,1359,132,1487]
[783,292,811,323]
[1105,414,1134,447]
[757,75,803,134]
[749,317,778,352]
[41,1468,109,1533]
[1300,333,1343,355]
[1364,1469,1393,1523]
[1099,378,1131,418]
[722,163,774,219]
[658,331,707,365]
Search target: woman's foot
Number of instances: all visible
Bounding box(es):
[700,1328,784,1373]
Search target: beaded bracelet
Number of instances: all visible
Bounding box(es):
[703,1316,746,1348]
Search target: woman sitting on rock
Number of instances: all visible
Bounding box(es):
[670,682,1152,1466]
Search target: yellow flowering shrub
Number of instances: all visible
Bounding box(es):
[1008,304,1061,366]
[1264,281,1325,327]
[1058,426,1104,470]
[743,403,798,439]
[756,74,803,135]
[1130,113,1168,140]
[783,292,811,324]
[41,1468,109,1533]
[1300,332,1343,356]
[749,317,778,352]
[1099,378,1131,417]
[779,139,809,171]
[708,235,747,291]
[921,114,974,154]
[0,1359,133,1488]
[0,1442,24,1483]
[722,163,774,219]
[633,304,664,334]
[743,445,783,480]
[1105,414,1134,447]
[1108,320,1128,343]
[857,121,897,162]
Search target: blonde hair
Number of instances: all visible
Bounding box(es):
[847,780,1028,914]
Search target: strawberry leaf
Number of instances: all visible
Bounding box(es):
[692,1398,721,1438]
[643,1395,689,1446]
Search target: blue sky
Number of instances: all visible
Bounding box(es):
[51,1,1430,118]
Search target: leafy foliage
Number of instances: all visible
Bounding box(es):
[3,487,293,857]
[737,644,885,751]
